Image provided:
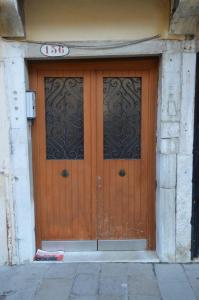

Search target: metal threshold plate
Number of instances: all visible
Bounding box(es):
[98,239,147,251]
[42,239,147,252]
[42,240,97,252]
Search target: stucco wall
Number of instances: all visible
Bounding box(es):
[24,0,170,41]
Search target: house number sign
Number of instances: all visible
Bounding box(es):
[40,44,69,57]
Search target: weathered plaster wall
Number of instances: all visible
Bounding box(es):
[0,46,9,264]
[176,52,196,261]
[156,41,196,262]
[0,39,19,265]
[0,41,36,264]
[24,0,170,41]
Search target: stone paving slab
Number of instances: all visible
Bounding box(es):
[128,276,160,297]
[183,264,199,299]
[128,296,161,300]
[69,297,98,300]
[155,264,187,282]
[99,276,127,296]
[155,264,197,300]
[34,278,73,300]
[100,263,127,277]
[0,263,199,300]
[76,263,100,274]
[44,263,77,279]
[127,263,155,278]
[157,279,197,300]
[72,274,98,296]
[98,296,123,300]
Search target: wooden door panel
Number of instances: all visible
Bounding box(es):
[30,69,94,247]
[96,69,157,248]
[29,59,157,249]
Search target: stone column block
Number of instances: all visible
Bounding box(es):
[160,122,180,139]
[156,188,176,262]
[157,153,177,189]
[176,154,193,262]
[179,52,196,154]
[159,138,179,154]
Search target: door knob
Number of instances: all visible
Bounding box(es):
[61,169,69,177]
[119,169,126,177]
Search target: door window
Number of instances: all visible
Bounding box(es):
[45,77,84,160]
[103,77,141,160]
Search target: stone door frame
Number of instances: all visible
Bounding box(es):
[0,38,196,263]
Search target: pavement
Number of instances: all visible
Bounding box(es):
[0,263,199,300]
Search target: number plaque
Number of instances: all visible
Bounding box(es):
[40,44,69,57]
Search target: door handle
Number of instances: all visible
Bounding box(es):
[119,169,126,177]
[61,169,69,178]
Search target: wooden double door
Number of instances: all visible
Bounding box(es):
[29,58,158,251]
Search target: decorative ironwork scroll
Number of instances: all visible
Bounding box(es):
[45,77,84,160]
[103,77,141,160]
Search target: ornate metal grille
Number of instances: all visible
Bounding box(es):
[45,77,84,160]
[103,77,141,160]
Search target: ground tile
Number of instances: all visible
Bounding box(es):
[127,263,155,278]
[0,275,40,297]
[99,276,128,296]
[183,264,199,279]
[97,295,124,300]
[77,263,101,274]
[100,263,127,277]
[6,285,40,300]
[128,277,160,296]
[128,296,161,300]
[44,263,78,279]
[188,279,199,300]
[183,264,199,299]
[0,292,16,300]
[98,296,124,300]
[18,263,50,279]
[72,274,98,296]
[155,264,187,282]
[34,278,73,300]
[0,266,20,294]
[69,296,98,300]
[157,279,197,300]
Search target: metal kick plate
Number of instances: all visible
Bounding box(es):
[42,239,147,251]
[98,239,147,251]
[42,240,97,252]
